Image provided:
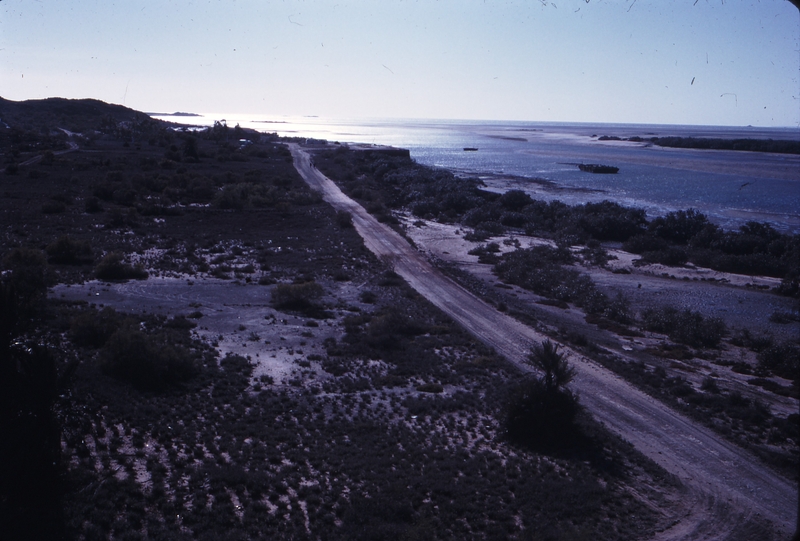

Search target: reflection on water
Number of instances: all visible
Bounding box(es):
[152,114,800,232]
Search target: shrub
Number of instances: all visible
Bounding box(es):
[504,342,580,452]
[366,310,427,350]
[467,243,501,264]
[577,200,646,241]
[498,189,533,211]
[45,236,93,265]
[622,234,668,254]
[271,281,324,310]
[70,307,122,347]
[648,209,710,244]
[84,196,103,213]
[95,252,149,281]
[336,211,353,228]
[757,342,800,382]
[638,247,689,266]
[41,200,66,214]
[164,315,197,330]
[1,248,48,326]
[416,383,444,393]
[642,306,726,348]
[99,327,197,391]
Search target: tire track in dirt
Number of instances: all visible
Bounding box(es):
[289,144,797,540]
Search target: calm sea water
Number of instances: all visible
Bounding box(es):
[153,115,800,233]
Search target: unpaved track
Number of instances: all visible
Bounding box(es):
[290,144,797,540]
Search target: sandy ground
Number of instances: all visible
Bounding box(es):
[53,276,372,387]
[290,144,798,540]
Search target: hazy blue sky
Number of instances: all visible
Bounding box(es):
[2,1,798,126]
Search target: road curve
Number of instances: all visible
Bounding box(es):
[289,144,797,540]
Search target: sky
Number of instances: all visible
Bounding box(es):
[2,0,799,127]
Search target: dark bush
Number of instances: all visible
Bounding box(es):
[336,210,353,228]
[648,209,710,244]
[95,252,149,281]
[84,196,103,213]
[271,281,324,311]
[366,310,427,350]
[577,201,646,241]
[642,306,726,348]
[164,315,197,330]
[504,342,580,452]
[70,307,122,348]
[622,234,669,254]
[639,247,688,266]
[416,383,444,393]
[498,189,533,211]
[45,236,93,265]
[99,327,197,391]
[468,242,501,264]
[493,245,623,318]
[503,377,580,451]
[730,329,773,352]
[41,200,66,214]
[757,342,800,382]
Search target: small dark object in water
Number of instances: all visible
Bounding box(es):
[578,163,619,174]
[463,147,478,151]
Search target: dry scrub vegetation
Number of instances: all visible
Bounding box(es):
[314,144,799,483]
[0,101,690,540]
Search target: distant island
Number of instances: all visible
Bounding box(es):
[595,134,800,154]
[146,111,203,117]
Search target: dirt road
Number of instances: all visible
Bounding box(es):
[289,144,797,540]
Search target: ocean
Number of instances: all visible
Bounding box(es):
[152,115,800,233]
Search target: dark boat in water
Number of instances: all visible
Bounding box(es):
[577,163,619,174]
[463,147,478,151]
